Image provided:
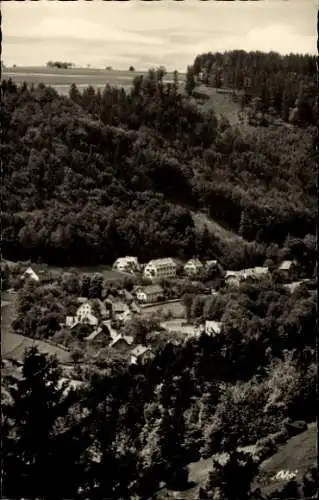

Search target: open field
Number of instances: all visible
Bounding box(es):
[1,293,71,365]
[2,331,71,365]
[2,66,186,96]
[48,264,130,282]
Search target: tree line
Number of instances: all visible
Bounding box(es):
[2,277,316,498]
[1,64,315,269]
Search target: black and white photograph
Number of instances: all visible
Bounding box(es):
[1,0,317,499]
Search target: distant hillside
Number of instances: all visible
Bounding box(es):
[151,424,317,500]
[254,423,317,497]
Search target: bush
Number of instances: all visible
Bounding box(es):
[284,420,308,438]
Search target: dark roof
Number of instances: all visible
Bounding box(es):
[142,284,163,294]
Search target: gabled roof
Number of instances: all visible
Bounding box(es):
[184,258,203,267]
[225,267,268,279]
[205,320,222,334]
[120,289,134,301]
[206,260,218,267]
[85,327,103,341]
[131,301,141,313]
[279,260,296,271]
[110,334,134,348]
[112,300,128,312]
[114,256,138,264]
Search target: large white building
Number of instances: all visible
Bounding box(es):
[143,258,177,281]
[113,256,140,274]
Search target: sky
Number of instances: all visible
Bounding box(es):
[2,0,317,71]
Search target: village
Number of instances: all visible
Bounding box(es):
[2,253,314,387]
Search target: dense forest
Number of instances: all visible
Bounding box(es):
[1,51,316,269]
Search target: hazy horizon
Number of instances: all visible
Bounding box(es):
[2,0,316,72]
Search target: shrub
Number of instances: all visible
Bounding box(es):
[257,437,278,461]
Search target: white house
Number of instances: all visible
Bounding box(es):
[195,320,222,337]
[130,345,153,365]
[109,334,134,352]
[66,301,99,328]
[102,319,118,341]
[22,267,40,282]
[184,259,203,276]
[135,284,164,304]
[113,256,140,274]
[143,258,177,281]
[205,320,222,336]
[224,267,269,287]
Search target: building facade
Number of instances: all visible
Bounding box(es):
[184,259,203,276]
[143,258,177,281]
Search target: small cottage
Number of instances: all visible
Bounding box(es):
[278,260,297,281]
[184,259,203,276]
[113,256,140,274]
[224,267,269,287]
